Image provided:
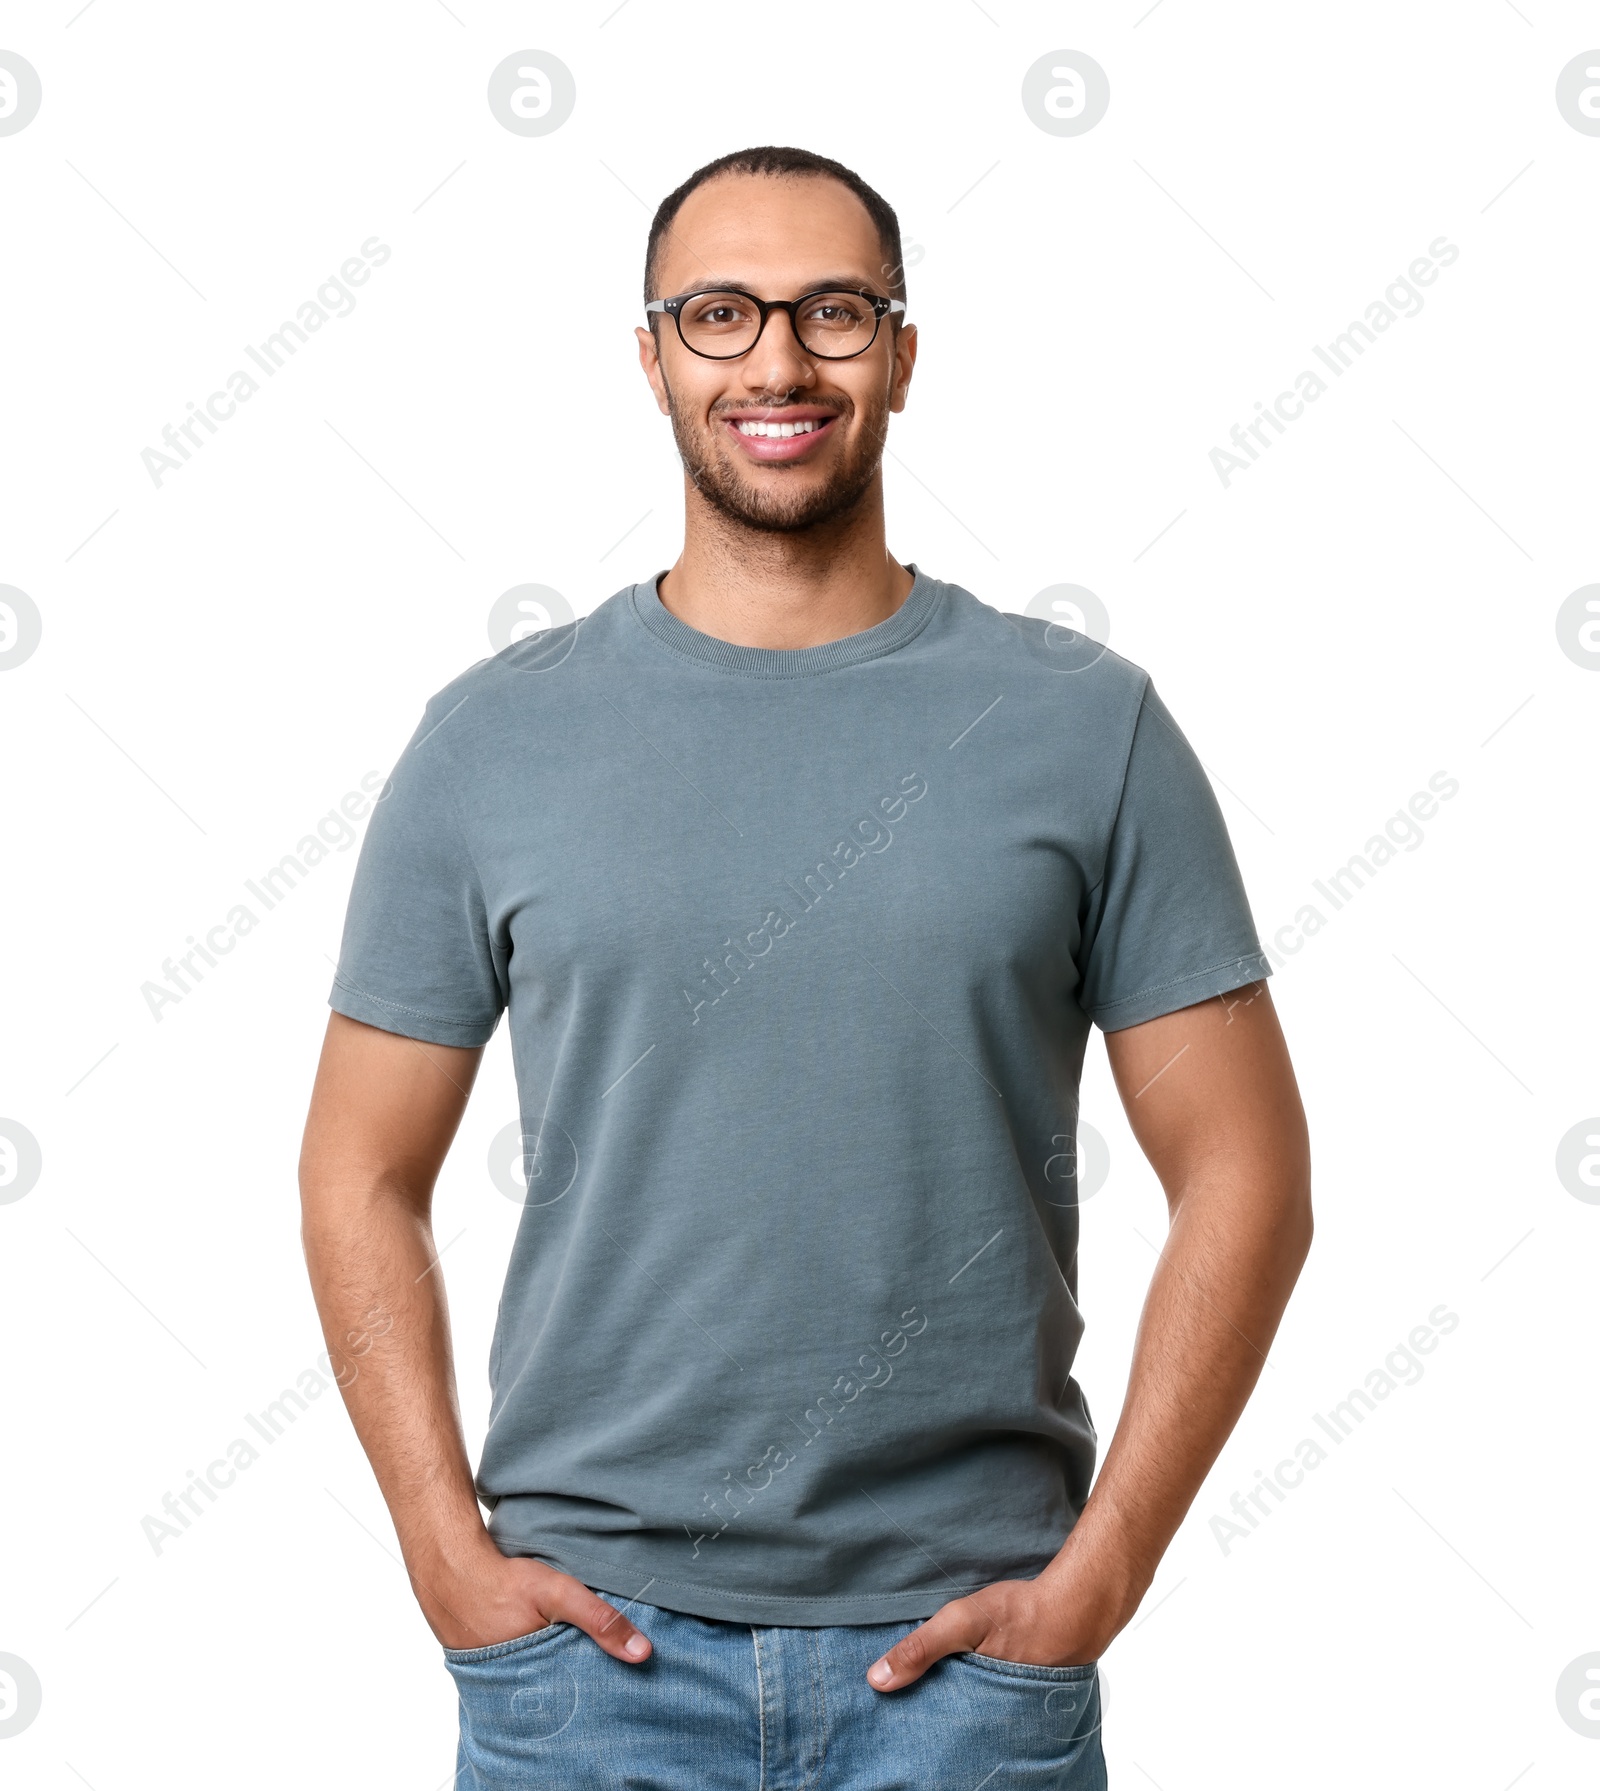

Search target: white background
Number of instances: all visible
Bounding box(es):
[2,2,1597,1786]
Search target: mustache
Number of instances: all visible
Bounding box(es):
[709,397,850,418]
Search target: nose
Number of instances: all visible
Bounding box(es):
[740,306,817,399]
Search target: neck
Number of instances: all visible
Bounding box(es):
[657,471,914,649]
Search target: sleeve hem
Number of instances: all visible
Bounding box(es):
[1089,951,1272,1033]
[328,974,500,1048]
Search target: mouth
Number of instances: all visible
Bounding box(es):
[721,407,841,463]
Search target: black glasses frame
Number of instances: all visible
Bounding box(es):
[644,287,907,361]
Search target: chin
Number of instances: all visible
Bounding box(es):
[670,401,883,536]
[700,454,875,535]
[712,482,868,535]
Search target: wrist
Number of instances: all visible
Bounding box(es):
[1039,1524,1156,1635]
[404,1514,502,1590]
[404,1527,523,1650]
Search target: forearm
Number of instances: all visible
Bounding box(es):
[300,1174,494,1588]
[295,1020,653,1660]
[1048,1163,1313,1608]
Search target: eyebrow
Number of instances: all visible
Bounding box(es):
[670,275,886,296]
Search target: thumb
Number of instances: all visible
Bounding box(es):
[549,1576,653,1665]
[867,1598,986,1692]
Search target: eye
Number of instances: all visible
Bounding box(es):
[802,294,873,329]
[686,294,754,329]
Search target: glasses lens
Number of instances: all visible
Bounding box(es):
[677,291,762,357]
[795,291,880,357]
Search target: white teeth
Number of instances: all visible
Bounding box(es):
[736,418,821,437]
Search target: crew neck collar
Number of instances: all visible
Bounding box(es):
[628,565,941,679]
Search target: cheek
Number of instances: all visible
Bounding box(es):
[843,378,893,432]
[662,351,733,422]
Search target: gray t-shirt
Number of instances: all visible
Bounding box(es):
[329,566,1270,1625]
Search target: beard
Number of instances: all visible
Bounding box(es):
[666,389,888,535]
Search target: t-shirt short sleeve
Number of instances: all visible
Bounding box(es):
[328,708,506,1048]
[1077,680,1271,1032]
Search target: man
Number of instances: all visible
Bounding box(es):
[301,146,1311,1788]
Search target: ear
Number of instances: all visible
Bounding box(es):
[888,322,918,415]
[636,325,673,417]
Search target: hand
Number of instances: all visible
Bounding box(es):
[866,1567,1133,1692]
[414,1545,652,1665]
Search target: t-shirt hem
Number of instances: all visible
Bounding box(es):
[328,974,500,1048]
[491,1537,1007,1627]
[1089,950,1273,1033]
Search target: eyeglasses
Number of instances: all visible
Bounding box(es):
[645,287,906,361]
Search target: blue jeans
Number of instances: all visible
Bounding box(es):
[443,1600,1107,1788]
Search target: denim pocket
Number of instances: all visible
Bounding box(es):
[444,1618,583,1761]
[955,1652,1098,1682]
[952,1652,1102,1754]
[442,1620,569,1665]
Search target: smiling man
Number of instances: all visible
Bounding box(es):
[301,146,1312,1789]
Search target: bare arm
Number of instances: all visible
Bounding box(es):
[298,1011,652,1662]
[868,979,1312,1687]
[1053,979,1312,1617]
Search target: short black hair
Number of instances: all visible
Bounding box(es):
[643,145,907,308]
